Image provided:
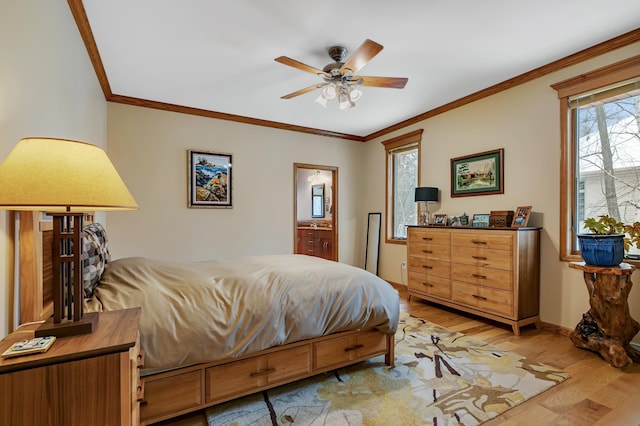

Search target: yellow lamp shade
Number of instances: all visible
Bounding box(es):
[0,137,138,212]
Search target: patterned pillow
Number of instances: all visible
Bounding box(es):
[82,223,110,298]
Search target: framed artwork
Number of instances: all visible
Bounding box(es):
[450,148,504,197]
[512,205,532,227]
[188,150,232,208]
[433,214,448,226]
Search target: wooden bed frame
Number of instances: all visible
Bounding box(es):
[17,212,395,425]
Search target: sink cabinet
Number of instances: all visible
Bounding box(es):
[296,228,334,260]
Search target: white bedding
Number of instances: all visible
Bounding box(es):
[84,254,400,374]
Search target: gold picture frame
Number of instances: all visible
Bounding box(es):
[512,206,532,227]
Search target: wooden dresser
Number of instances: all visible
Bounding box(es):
[0,308,142,426]
[407,226,540,335]
[296,227,334,260]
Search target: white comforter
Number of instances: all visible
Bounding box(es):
[85,255,400,373]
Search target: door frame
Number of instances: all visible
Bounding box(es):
[293,163,338,261]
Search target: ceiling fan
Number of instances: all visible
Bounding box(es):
[275,39,408,109]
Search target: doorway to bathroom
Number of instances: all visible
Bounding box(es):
[293,163,338,261]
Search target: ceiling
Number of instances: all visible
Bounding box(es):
[75,1,640,140]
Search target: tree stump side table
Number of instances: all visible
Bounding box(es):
[569,261,640,368]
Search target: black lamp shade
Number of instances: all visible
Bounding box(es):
[415,187,439,202]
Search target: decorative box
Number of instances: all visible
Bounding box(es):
[489,210,514,227]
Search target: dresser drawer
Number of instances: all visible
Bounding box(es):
[452,232,513,251]
[141,370,203,422]
[298,229,318,239]
[314,330,388,371]
[205,345,311,403]
[408,256,451,277]
[408,271,451,299]
[452,263,513,291]
[452,281,513,317]
[408,228,451,246]
[452,246,513,271]
[409,242,451,262]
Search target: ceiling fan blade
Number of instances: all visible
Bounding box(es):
[281,83,326,99]
[275,56,330,77]
[356,76,408,89]
[339,39,383,75]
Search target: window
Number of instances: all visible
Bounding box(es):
[553,56,640,261]
[382,129,422,242]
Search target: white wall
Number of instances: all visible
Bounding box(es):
[0,1,106,336]
[366,42,640,341]
[105,104,367,265]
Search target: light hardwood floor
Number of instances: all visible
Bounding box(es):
[152,285,640,426]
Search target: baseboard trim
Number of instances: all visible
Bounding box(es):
[540,321,573,337]
[387,280,405,290]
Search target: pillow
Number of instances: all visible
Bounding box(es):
[82,222,111,298]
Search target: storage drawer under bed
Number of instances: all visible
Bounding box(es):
[205,345,311,404]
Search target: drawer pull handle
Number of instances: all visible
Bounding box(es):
[137,350,145,368]
[136,382,145,402]
[422,265,433,270]
[471,274,487,279]
[471,240,487,245]
[422,237,433,241]
[344,344,365,352]
[422,249,433,254]
[472,294,488,300]
[472,256,487,260]
[422,282,434,287]
[250,368,277,377]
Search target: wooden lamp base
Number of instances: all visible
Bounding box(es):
[35,311,99,338]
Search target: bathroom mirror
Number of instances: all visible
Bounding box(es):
[311,184,325,218]
[365,212,382,275]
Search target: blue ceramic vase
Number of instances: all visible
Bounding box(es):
[577,234,625,266]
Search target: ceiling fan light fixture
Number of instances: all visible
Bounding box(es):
[338,91,353,110]
[347,85,363,102]
[315,94,328,107]
[322,83,337,100]
[276,39,407,110]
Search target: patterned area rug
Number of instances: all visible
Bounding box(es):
[206,313,569,425]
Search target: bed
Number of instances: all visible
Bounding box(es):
[17,212,400,425]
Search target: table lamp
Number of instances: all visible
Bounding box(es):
[415,187,439,225]
[0,137,138,337]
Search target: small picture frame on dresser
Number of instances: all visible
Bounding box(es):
[512,206,532,227]
[433,214,448,226]
[472,214,490,228]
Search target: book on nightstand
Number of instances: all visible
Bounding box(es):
[1,336,56,358]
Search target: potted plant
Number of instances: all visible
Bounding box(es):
[578,215,640,266]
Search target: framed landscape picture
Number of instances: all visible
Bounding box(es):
[188,150,232,208]
[451,148,504,197]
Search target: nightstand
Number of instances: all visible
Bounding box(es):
[0,308,142,426]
